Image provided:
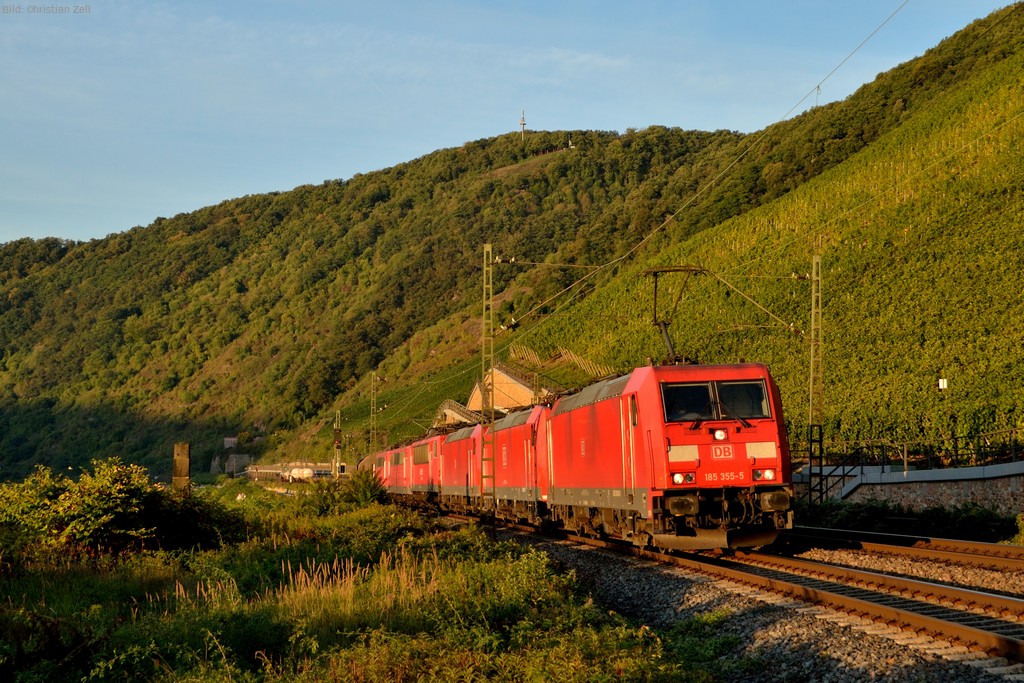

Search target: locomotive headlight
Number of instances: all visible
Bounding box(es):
[763,468,775,481]
[672,473,685,485]
[713,429,728,441]
[684,473,695,483]
[752,469,776,481]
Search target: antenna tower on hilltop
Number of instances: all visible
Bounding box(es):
[519,109,526,140]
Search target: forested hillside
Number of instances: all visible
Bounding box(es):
[1,5,1021,479]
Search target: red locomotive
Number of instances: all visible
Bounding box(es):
[366,362,792,549]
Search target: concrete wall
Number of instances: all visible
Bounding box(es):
[794,461,1024,517]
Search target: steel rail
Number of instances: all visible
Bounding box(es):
[780,526,1024,572]
[564,533,1024,662]
[449,514,1024,660]
[684,552,1024,661]
[727,550,1024,661]
[736,551,1024,618]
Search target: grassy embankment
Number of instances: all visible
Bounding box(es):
[1,460,747,682]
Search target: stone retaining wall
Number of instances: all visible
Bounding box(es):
[794,461,1024,517]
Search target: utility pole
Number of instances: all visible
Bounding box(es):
[172,442,190,494]
[333,410,342,478]
[808,252,823,427]
[480,243,496,516]
[807,249,824,504]
[370,372,381,450]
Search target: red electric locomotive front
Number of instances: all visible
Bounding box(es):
[644,363,792,548]
[547,363,792,549]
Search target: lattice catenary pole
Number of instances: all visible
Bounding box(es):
[480,243,496,512]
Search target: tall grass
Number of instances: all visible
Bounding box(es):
[2,485,742,682]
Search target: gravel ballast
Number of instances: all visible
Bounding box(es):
[511,533,1024,682]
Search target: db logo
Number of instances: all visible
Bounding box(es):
[711,445,734,459]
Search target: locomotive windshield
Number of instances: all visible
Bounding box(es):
[718,381,770,419]
[662,380,770,423]
[662,383,712,422]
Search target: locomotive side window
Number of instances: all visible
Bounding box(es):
[662,383,713,422]
[718,381,770,419]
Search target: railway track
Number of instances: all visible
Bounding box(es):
[728,549,1024,661]
[778,526,1024,572]
[451,514,1024,666]
[566,529,1024,664]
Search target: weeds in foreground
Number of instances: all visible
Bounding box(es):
[2,477,739,682]
[1011,514,1024,546]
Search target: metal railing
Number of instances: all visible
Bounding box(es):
[794,427,1020,473]
[795,427,1021,505]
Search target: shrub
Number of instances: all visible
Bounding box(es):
[1011,514,1024,545]
[0,458,247,564]
[56,458,162,552]
[301,477,348,516]
[340,469,388,508]
[795,498,1018,542]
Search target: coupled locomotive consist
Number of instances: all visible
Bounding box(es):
[366,362,793,549]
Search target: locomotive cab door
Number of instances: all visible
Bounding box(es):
[526,423,537,501]
[621,394,638,506]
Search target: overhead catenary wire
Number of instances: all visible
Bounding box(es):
[360,2,1021,438]
[417,1,927,373]
[706,271,801,334]
[512,0,1022,327]
[494,257,600,269]
[500,1,914,332]
[724,1,1024,276]
[724,102,1024,278]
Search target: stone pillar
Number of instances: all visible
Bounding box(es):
[173,442,191,493]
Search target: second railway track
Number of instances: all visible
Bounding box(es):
[778,526,1024,572]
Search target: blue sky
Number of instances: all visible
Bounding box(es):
[0,0,1012,243]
